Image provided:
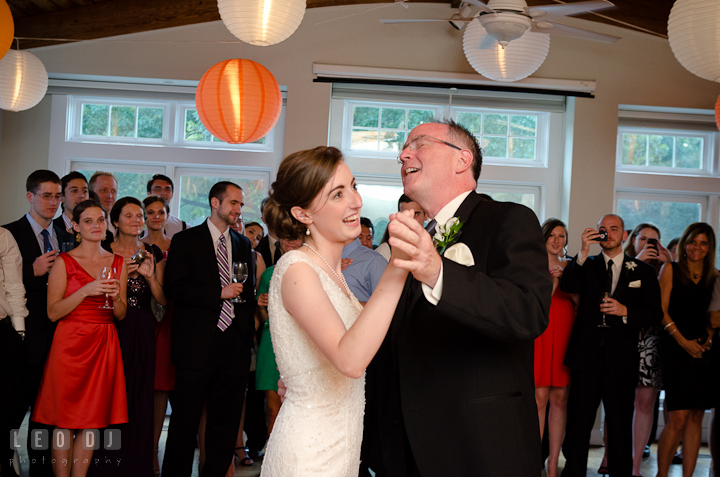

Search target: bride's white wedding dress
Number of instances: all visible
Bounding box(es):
[260,250,365,477]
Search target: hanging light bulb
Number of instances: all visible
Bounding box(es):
[218,0,307,46]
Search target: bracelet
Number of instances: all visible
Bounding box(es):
[669,329,677,336]
[663,321,675,330]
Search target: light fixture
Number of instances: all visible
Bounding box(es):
[218,0,307,46]
[668,0,720,82]
[463,19,550,82]
[0,0,12,60]
[196,59,282,144]
[479,13,532,48]
[0,50,48,112]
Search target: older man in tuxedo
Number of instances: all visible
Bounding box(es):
[162,181,256,476]
[3,170,65,477]
[560,214,662,477]
[372,120,552,476]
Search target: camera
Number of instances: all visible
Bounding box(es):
[131,248,149,265]
[647,238,658,251]
[596,230,608,242]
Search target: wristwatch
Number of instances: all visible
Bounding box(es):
[17,330,25,340]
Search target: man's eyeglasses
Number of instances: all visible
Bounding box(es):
[151,186,173,194]
[397,135,462,164]
[34,193,63,202]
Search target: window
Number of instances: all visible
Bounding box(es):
[80,102,165,139]
[356,182,405,246]
[477,182,541,213]
[177,104,272,150]
[615,192,704,244]
[617,128,711,174]
[77,168,157,203]
[348,102,438,154]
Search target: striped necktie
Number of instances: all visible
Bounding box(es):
[217,235,233,331]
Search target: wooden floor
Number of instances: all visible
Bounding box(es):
[11,413,712,476]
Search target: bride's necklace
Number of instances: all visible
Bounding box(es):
[303,243,352,297]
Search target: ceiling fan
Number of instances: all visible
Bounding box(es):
[381,0,621,49]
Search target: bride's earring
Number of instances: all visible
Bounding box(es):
[306,228,310,236]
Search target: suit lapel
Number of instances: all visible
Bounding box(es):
[613,254,632,298]
[200,222,221,285]
[19,216,43,259]
[393,192,484,336]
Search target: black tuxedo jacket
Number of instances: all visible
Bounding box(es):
[256,234,280,267]
[164,221,256,370]
[373,192,552,476]
[2,216,64,365]
[53,216,114,252]
[560,252,662,380]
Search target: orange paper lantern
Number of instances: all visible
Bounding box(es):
[196,59,282,144]
[0,0,13,60]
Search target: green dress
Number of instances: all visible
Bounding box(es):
[256,266,280,391]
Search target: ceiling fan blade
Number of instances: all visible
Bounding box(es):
[529,1,615,21]
[462,0,496,14]
[380,19,453,23]
[479,34,499,49]
[531,20,620,43]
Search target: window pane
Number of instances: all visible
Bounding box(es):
[675,137,702,169]
[408,109,434,129]
[510,115,536,137]
[482,137,507,157]
[483,114,508,135]
[351,129,379,151]
[622,134,647,165]
[178,176,265,227]
[185,110,212,142]
[110,106,136,137]
[356,184,405,247]
[137,107,164,139]
[509,138,535,160]
[380,108,406,129]
[81,104,109,136]
[648,135,673,167]
[353,106,379,128]
[456,112,482,134]
[77,170,154,203]
[485,191,535,211]
[379,131,406,152]
[617,198,702,243]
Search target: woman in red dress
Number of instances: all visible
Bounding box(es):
[32,200,128,477]
[534,218,578,477]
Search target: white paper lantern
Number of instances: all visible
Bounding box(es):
[668,0,720,82]
[0,50,48,112]
[463,19,550,82]
[218,0,306,46]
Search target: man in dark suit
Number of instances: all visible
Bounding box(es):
[256,197,281,266]
[560,214,662,477]
[373,120,552,476]
[3,170,65,477]
[54,171,89,245]
[162,181,256,476]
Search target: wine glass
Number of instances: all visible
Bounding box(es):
[598,292,610,328]
[99,266,117,310]
[232,262,249,303]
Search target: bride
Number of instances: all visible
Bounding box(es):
[260,146,414,476]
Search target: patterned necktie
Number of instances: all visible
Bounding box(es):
[217,235,233,331]
[606,260,614,295]
[41,229,52,253]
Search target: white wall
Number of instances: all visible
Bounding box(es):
[1,3,719,241]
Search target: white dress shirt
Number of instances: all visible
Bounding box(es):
[0,227,28,331]
[207,218,234,320]
[576,249,624,295]
[422,191,472,305]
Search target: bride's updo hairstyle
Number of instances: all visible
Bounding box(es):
[265,146,344,240]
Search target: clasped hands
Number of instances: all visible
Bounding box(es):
[387,209,442,288]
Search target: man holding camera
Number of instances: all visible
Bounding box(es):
[560,214,662,477]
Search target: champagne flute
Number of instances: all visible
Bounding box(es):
[232,262,249,303]
[99,266,116,310]
[598,292,610,328]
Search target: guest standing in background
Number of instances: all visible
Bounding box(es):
[88,171,119,236]
[534,218,577,477]
[375,194,426,261]
[358,217,374,249]
[244,221,264,250]
[141,195,174,475]
[3,169,65,477]
[656,223,717,477]
[32,199,128,477]
[146,174,187,238]
[105,197,166,477]
[55,171,89,246]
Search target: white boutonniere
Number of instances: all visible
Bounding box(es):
[433,217,464,255]
[625,261,637,271]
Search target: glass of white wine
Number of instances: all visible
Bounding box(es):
[232,262,249,303]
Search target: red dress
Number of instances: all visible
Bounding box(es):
[32,253,128,429]
[534,287,576,388]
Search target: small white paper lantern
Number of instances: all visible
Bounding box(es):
[463,19,550,83]
[218,0,306,46]
[668,0,720,83]
[0,50,48,112]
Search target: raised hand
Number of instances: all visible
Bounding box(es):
[580,228,602,257]
[33,250,58,276]
[388,209,442,288]
[221,283,243,300]
[137,253,155,278]
[636,244,659,262]
[83,277,119,297]
[257,292,269,308]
